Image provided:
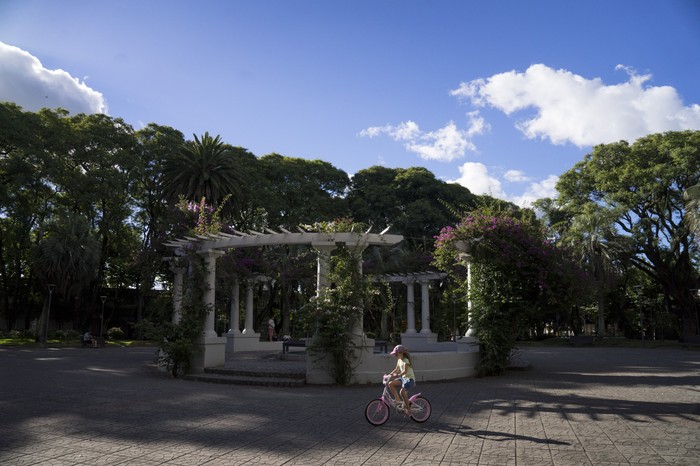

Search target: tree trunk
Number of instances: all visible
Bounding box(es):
[596,282,606,338]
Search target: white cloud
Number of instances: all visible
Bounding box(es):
[511,175,559,208]
[451,64,700,146]
[359,112,486,162]
[448,162,506,198]
[504,169,529,182]
[449,163,558,208]
[0,41,107,114]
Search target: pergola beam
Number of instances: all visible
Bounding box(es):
[164,231,403,252]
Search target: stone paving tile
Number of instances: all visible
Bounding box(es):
[550,450,594,465]
[661,456,700,465]
[3,345,700,465]
[0,451,31,465]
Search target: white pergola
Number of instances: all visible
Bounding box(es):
[376,271,446,335]
[163,227,403,369]
[377,271,457,352]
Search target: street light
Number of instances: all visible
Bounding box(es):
[100,296,107,338]
[44,284,55,347]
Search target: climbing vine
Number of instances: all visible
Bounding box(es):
[299,218,380,384]
[433,207,587,376]
[140,196,227,377]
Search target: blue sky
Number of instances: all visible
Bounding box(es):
[2,0,699,207]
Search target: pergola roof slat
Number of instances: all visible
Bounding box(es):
[164,231,404,252]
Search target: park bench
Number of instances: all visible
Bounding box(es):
[282,338,388,354]
[282,339,307,354]
[81,335,106,348]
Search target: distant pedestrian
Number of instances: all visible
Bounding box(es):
[83,331,96,348]
[268,316,276,341]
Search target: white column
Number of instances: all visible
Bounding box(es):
[313,243,336,295]
[199,249,224,338]
[243,280,255,334]
[405,281,416,333]
[229,277,241,334]
[465,257,475,337]
[420,281,431,334]
[169,262,185,325]
[352,243,368,337]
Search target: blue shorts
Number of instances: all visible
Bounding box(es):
[401,377,415,390]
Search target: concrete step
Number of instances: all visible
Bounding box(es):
[184,371,306,387]
[185,367,306,387]
[204,366,306,380]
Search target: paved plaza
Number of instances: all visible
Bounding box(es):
[0,344,698,465]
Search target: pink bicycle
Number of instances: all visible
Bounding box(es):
[364,375,431,425]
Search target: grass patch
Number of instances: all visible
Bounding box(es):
[0,338,158,348]
[0,338,37,346]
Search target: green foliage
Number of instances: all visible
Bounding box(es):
[162,132,242,216]
[348,165,477,247]
[434,208,589,376]
[556,130,700,338]
[298,226,378,384]
[684,184,700,238]
[177,194,231,236]
[8,329,34,339]
[53,329,81,341]
[107,327,125,339]
[6,99,695,356]
[139,300,209,377]
[137,248,209,377]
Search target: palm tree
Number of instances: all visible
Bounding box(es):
[33,212,101,338]
[564,206,621,338]
[162,132,241,216]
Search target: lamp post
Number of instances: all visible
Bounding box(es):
[44,284,55,347]
[100,295,107,338]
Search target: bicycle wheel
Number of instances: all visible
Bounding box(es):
[409,396,431,423]
[365,398,390,426]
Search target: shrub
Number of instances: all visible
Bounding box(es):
[64,329,81,340]
[299,235,386,385]
[107,327,125,339]
[9,329,34,339]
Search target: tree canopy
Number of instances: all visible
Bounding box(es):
[2,102,698,348]
[556,130,700,338]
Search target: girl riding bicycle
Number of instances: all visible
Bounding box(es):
[387,344,415,414]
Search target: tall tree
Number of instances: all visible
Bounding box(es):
[162,132,243,217]
[563,205,623,338]
[257,154,350,228]
[684,184,700,238]
[557,130,700,340]
[133,124,186,324]
[56,112,141,323]
[0,103,55,328]
[348,166,477,249]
